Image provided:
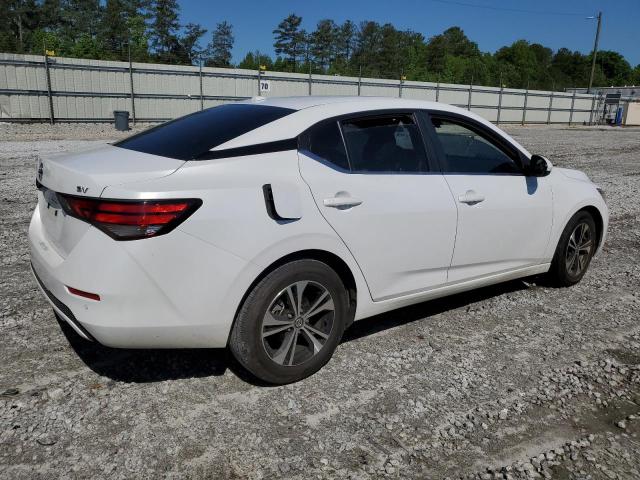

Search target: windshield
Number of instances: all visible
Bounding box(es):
[115,104,295,160]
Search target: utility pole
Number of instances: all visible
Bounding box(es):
[587,12,602,94]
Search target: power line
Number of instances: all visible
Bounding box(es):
[424,0,591,17]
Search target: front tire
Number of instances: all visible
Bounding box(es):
[547,211,597,287]
[229,259,349,384]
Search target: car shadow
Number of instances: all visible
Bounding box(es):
[342,278,530,343]
[56,316,230,383]
[57,278,532,385]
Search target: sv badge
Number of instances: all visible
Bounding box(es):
[76,186,89,194]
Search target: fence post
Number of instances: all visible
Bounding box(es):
[568,90,576,125]
[496,73,503,125]
[588,94,596,125]
[547,91,554,125]
[308,63,312,95]
[128,44,136,124]
[467,76,473,110]
[357,65,362,96]
[399,69,403,98]
[521,84,528,126]
[43,53,54,125]
[257,68,261,96]
[435,76,440,102]
[199,58,204,111]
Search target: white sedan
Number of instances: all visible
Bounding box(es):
[29,96,608,384]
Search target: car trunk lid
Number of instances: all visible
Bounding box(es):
[38,144,185,197]
[36,145,185,257]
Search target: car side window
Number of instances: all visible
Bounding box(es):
[302,121,350,171]
[340,114,428,173]
[430,118,521,175]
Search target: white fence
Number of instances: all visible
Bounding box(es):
[0,53,598,125]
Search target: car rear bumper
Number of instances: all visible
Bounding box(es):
[30,262,97,342]
[28,206,255,348]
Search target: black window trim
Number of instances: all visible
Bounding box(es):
[298,109,439,175]
[420,110,528,176]
[196,138,298,160]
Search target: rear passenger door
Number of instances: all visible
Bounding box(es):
[298,112,458,301]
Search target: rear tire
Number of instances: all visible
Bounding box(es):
[546,211,597,287]
[229,259,349,385]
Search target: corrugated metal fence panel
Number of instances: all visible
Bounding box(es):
[0,53,597,124]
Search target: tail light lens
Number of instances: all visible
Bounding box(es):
[58,195,202,240]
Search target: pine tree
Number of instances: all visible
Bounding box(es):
[149,0,180,63]
[177,22,206,64]
[0,0,40,53]
[310,19,337,72]
[99,0,131,59]
[336,20,356,62]
[351,21,382,77]
[273,13,305,71]
[205,21,234,68]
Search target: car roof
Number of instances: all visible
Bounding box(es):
[219,96,530,157]
[240,95,446,111]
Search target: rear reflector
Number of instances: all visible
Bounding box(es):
[67,286,101,301]
[57,194,202,240]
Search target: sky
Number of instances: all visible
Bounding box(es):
[180,0,640,68]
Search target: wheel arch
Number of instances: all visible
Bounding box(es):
[578,205,605,252]
[227,249,359,346]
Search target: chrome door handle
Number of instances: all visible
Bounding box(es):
[458,190,485,204]
[323,197,363,208]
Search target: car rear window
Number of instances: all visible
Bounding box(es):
[114,104,295,160]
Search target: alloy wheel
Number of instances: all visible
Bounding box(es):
[565,222,593,277]
[261,281,335,367]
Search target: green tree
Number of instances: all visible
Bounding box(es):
[495,40,540,88]
[425,26,480,75]
[126,10,151,62]
[351,21,382,77]
[205,21,234,67]
[176,22,206,64]
[99,0,128,59]
[0,0,41,53]
[310,19,337,72]
[632,65,640,85]
[591,51,633,86]
[273,13,305,71]
[149,0,180,63]
[335,20,356,61]
[550,48,588,88]
[238,50,273,70]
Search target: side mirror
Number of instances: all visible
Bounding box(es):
[526,154,552,177]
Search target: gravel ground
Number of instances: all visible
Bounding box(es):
[1,123,639,479]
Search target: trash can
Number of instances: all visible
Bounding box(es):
[113,110,130,131]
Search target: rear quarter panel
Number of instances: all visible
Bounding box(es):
[102,151,372,343]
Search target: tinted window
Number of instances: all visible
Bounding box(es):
[115,104,295,160]
[431,118,520,174]
[341,114,428,173]
[303,121,349,170]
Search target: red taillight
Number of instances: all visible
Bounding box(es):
[58,195,202,240]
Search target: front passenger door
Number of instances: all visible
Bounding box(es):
[425,113,553,282]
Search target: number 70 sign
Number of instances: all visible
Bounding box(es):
[259,80,270,93]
